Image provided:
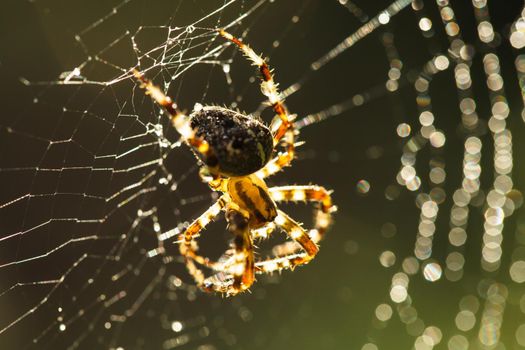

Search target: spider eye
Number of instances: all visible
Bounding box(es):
[190,106,273,176]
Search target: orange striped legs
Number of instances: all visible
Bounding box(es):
[178,196,227,291]
[223,208,255,293]
[179,196,227,251]
[253,186,336,274]
[269,185,335,243]
[132,69,216,165]
[256,129,296,178]
[198,206,255,296]
[217,29,297,178]
[255,210,319,273]
[179,197,256,296]
[217,29,294,147]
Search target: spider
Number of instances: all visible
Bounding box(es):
[133,29,336,296]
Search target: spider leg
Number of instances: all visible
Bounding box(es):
[269,185,335,243]
[223,207,255,293]
[178,196,227,283]
[178,197,256,295]
[179,196,227,248]
[255,210,319,273]
[254,186,336,273]
[251,222,277,240]
[255,130,295,178]
[217,29,293,146]
[132,69,217,167]
[193,206,256,296]
[218,29,297,177]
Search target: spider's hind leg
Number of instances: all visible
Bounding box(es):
[198,206,256,296]
[224,207,255,292]
[255,210,319,273]
[179,198,256,296]
[269,185,335,244]
[254,186,336,274]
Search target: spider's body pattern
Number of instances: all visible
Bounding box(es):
[190,106,273,176]
[133,29,336,296]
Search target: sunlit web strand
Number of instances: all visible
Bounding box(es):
[24,0,270,87]
[293,80,390,130]
[294,58,434,130]
[280,0,412,102]
[311,0,412,71]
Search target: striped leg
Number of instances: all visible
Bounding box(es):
[179,199,256,295]
[132,69,217,167]
[223,207,255,293]
[255,210,319,273]
[269,185,335,243]
[178,196,227,287]
[218,29,293,146]
[254,186,336,273]
[251,222,277,240]
[256,129,295,178]
[194,207,256,296]
[179,196,227,250]
[218,29,297,177]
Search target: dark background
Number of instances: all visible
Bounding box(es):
[1,0,525,349]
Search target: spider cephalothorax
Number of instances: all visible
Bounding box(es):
[190,106,273,176]
[133,29,336,296]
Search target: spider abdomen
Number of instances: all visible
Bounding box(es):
[190,106,273,177]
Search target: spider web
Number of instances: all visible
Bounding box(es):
[1,0,525,349]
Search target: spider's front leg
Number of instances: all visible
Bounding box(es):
[218,29,290,138]
[218,29,296,178]
[132,69,218,170]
